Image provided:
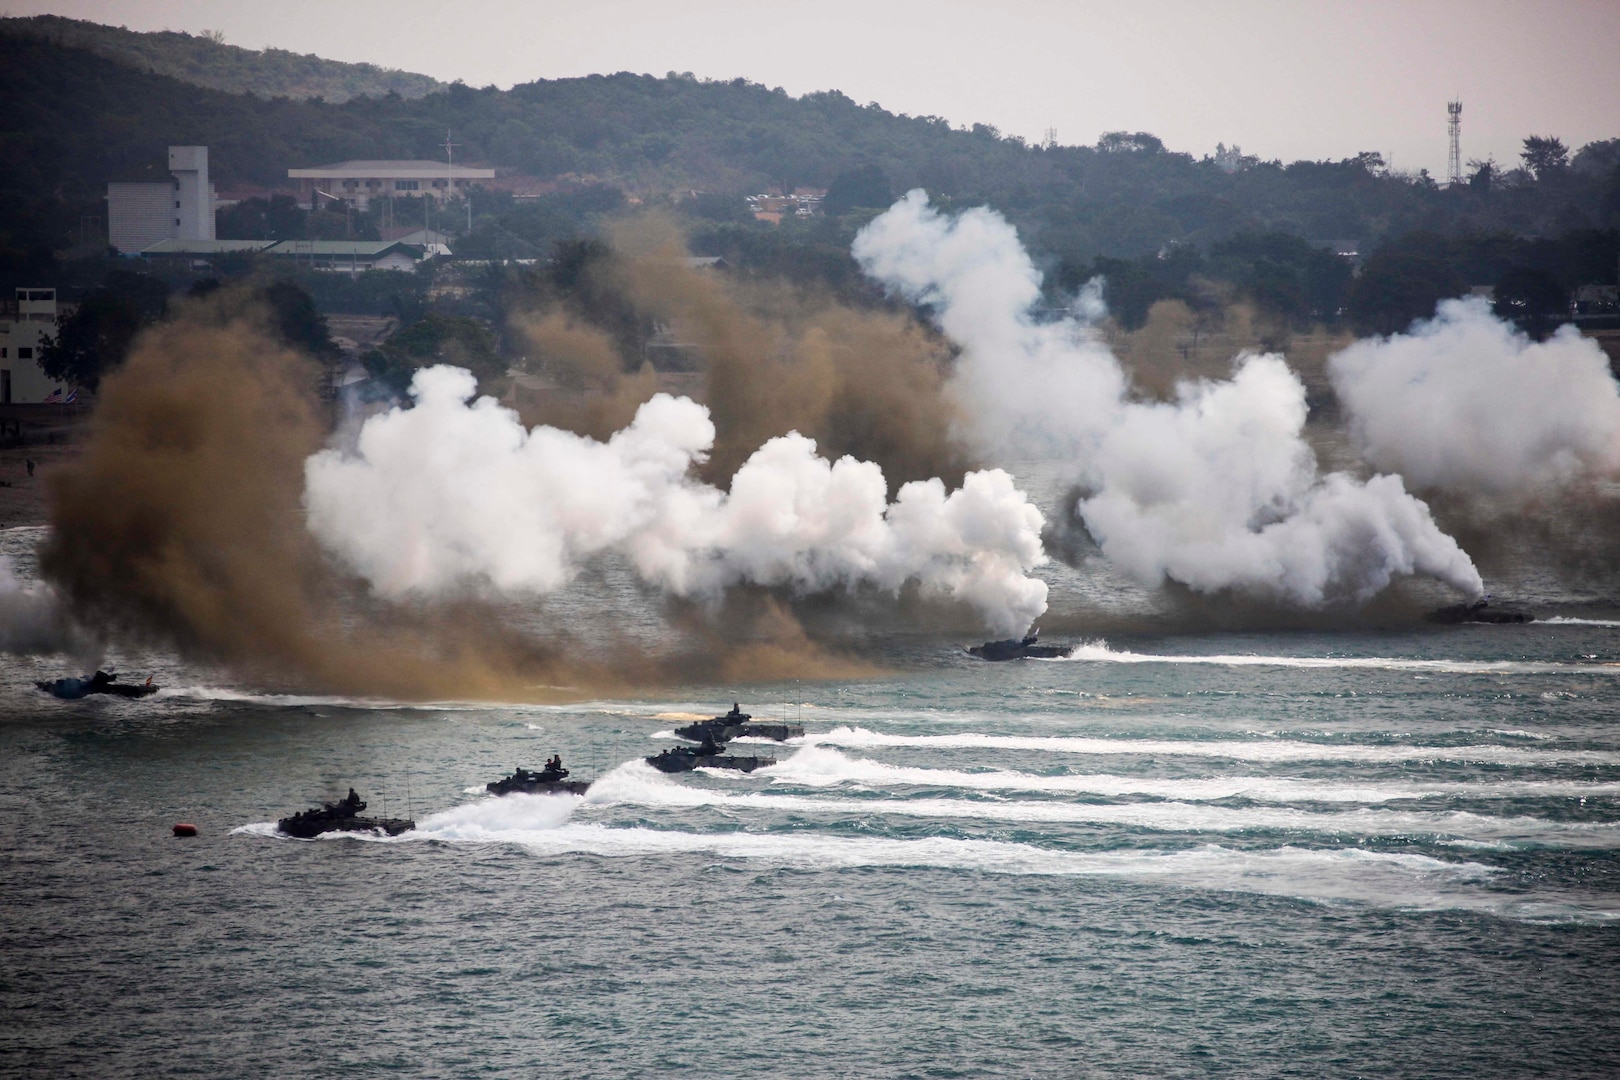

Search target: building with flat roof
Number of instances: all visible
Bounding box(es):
[0,289,70,404]
[108,146,217,254]
[287,160,495,211]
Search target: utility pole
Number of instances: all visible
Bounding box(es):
[442,129,462,235]
[1447,101,1463,186]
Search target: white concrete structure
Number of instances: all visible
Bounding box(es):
[168,146,213,241]
[265,240,428,273]
[107,146,217,254]
[287,160,495,210]
[0,289,70,404]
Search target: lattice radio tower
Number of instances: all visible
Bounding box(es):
[1446,101,1463,186]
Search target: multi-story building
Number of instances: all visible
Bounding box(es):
[286,160,496,211]
[107,146,217,254]
[0,289,70,404]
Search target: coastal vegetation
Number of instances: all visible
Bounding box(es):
[1,19,1615,389]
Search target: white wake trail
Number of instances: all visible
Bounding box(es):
[806,726,1620,765]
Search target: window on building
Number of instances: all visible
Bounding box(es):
[176,219,181,226]
[367,180,381,188]
[343,180,358,189]
[17,348,32,360]
[432,180,447,189]
[175,201,181,209]
[1,348,7,358]
[395,180,419,191]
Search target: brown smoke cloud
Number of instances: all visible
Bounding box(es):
[40,290,877,698]
[512,212,972,489]
[1108,296,1352,405]
[39,292,582,698]
[509,308,664,439]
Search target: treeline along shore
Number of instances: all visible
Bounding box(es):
[0,16,1616,451]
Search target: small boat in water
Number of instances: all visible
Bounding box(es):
[36,670,159,700]
[967,629,1072,661]
[486,757,590,796]
[276,789,414,839]
[673,702,803,744]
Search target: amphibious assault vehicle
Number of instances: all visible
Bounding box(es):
[646,736,775,775]
[967,629,1072,661]
[276,789,414,839]
[1427,598,1535,625]
[486,758,590,796]
[37,670,159,700]
[673,703,803,744]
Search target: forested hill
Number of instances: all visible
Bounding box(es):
[2,29,1617,278]
[0,15,443,102]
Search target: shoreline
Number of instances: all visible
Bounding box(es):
[0,442,75,530]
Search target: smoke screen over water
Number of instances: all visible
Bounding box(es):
[22,196,1620,695]
[10,196,1620,1080]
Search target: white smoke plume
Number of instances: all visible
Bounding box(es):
[854,190,1483,605]
[1328,297,1620,495]
[304,366,1049,635]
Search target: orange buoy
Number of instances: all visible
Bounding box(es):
[173,823,198,837]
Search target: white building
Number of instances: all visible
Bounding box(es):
[287,160,495,211]
[107,146,218,255]
[264,239,428,273]
[0,289,70,404]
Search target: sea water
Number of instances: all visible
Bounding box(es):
[2,520,1619,1078]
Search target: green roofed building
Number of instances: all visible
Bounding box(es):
[138,239,429,273]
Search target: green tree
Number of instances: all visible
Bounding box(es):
[261,279,340,360]
[822,165,892,216]
[1493,265,1567,340]
[216,194,307,241]
[363,312,503,394]
[1097,131,1165,154]
[38,270,168,390]
[1521,136,1569,179]
[1346,248,1467,335]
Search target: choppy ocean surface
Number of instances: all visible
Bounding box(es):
[3,522,1620,1078]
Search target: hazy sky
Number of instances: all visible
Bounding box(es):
[17,0,1620,175]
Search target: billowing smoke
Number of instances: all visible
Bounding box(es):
[509,308,661,440]
[1328,297,1620,495]
[305,366,1049,636]
[854,190,1483,605]
[853,193,1125,461]
[39,293,633,699]
[0,557,81,655]
[514,213,972,488]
